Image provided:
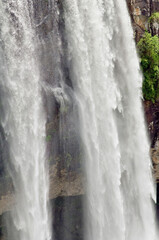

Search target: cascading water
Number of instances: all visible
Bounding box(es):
[0,0,158,240]
[62,0,158,239]
[0,1,51,240]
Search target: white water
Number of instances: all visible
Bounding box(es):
[0,1,51,240]
[63,0,158,239]
[0,0,158,239]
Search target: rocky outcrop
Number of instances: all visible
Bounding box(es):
[143,101,159,182]
[126,0,159,41]
[49,165,84,200]
[151,0,159,12]
[127,0,151,41]
[0,165,84,216]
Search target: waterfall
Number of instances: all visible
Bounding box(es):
[62,0,158,239]
[0,1,51,240]
[0,0,158,240]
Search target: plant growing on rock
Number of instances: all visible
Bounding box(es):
[46,134,52,142]
[148,12,159,25]
[137,32,159,103]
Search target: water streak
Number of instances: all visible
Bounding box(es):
[62,0,158,239]
[0,1,51,240]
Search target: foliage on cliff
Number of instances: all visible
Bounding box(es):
[137,32,159,103]
[148,12,159,24]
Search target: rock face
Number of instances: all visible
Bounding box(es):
[52,196,84,240]
[144,101,159,182]
[0,165,84,216]
[126,0,159,41]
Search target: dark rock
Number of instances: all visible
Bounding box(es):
[51,195,84,240]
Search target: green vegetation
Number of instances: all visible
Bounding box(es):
[137,32,159,102]
[148,12,159,24]
[46,134,52,142]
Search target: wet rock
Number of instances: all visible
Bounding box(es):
[143,100,159,182]
[126,0,159,41]
[52,195,84,240]
[0,164,85,216]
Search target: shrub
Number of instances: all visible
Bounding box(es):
[137,32,159,102]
